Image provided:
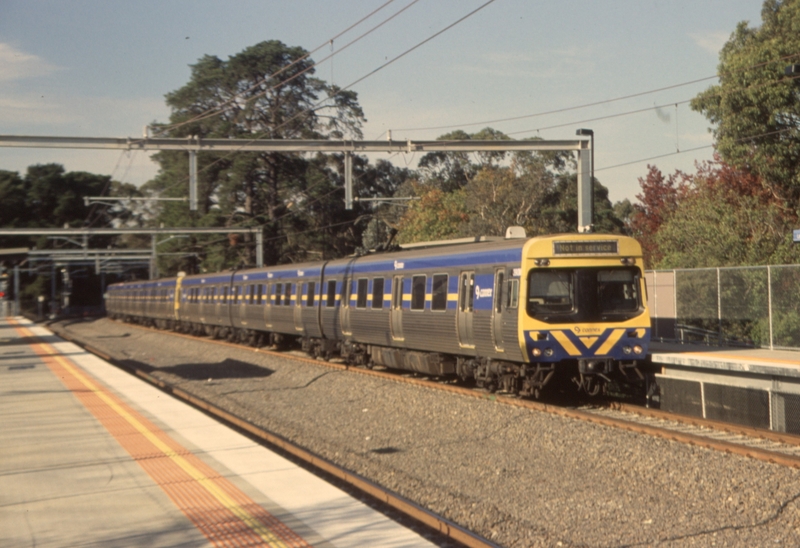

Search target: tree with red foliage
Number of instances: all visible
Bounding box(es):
[638,156,800,268]
[629,165,690,267]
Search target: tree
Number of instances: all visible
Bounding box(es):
[146,40,367,269]
[637,158,800,268]
[396,184,468,243]
[397,128,625,242]
[691,0,800,203]
[628,165,689,267]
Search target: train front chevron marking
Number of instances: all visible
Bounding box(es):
[596,329,626,355]
[550,330,581,356]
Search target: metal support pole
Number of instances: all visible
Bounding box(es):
[150,235,157,279]
[189,150,198,211]
[344,152,353,210]
[50,263,56,317]
[255,228,264,267]
[13,265,20,316]
[576,145,592,232]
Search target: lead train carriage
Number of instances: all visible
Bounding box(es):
[105,232,651,398]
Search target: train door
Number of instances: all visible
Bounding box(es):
[390,275,404,341]
[340,278,352,336]
[263,283,273,329]
[294,282,304,332]
[240,284,250,325]
[457,271,475,348]
[492,269,506,352]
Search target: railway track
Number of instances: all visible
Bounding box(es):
[53,318,800,543]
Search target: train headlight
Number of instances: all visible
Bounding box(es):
[532,348,542,357]
[622,346,632,355]
[543,348,554,357]
[534,258,550,267]
[633,345,643,355]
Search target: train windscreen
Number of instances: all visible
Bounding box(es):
[526,267,642,323]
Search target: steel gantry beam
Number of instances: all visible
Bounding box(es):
[0,134,593,229]
[0,227,265,271]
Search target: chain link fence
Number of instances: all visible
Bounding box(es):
[646,265,800,350]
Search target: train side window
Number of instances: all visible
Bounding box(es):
[506,279,519,309]
[431,274,448,311]
[222,286,228,304]
[284,283,292,305]
[211,287,217,302]
[326,280,337,307]
[411,275,426,310]
[234,286,241,304]
[248,284,255,304]
[495,271,505,313]
[306,282,316,307]
[274,283,282,305]
[356,279,368,309]
[372,278,385,309]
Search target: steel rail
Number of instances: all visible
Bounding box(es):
[55,324,499,548]
[67,320,800,472]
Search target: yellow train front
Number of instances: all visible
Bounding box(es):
[518,234,650,396]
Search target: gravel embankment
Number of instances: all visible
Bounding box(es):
[52,317,800,547]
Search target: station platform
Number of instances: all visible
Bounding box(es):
[0,317,435,548]
[650,342,800,378]
[649,342,800,433]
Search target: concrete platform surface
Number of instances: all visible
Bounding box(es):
[650,341,800,378]
[0,317,435,548]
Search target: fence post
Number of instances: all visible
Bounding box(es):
[768,265,774,350]
[673,269,678,342]
[716,267,722,346]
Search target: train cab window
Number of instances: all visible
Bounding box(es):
[527,267,642,323]
[411,275,426,310]
[283,283,292,305]
[326,280,337,307]
[356,279,368,308]
[273,283,282,305]
[372,278,385,309]
[528,270,573,316]
[306,282,316,307]
[506,279,519,309]
[431,274,448,311]
[597,269,640,316]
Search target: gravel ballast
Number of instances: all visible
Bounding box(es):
[52,317,800,547]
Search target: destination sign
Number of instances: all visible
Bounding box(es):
[553,240,618,255]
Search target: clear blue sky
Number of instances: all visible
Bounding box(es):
[0,0,765,204]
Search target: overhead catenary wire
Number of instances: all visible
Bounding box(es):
[595,126,798,173]
[156,0,417,135]
[383,51,800,137]
[151,0,497,203]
